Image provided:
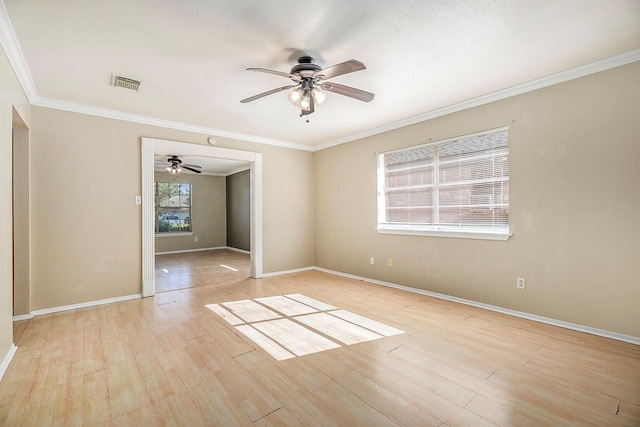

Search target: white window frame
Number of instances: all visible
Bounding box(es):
[154,181,193,236]
[377,127,512,241]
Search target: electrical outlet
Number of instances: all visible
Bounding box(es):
[194,236,198,242]
[387,258,393,267]
[370,257,375,265]
[516,277,526,290]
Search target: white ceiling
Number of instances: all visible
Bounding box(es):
[154,153,249,176]
[2,0,639,151]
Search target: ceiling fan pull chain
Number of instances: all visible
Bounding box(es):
[299,112,310,123]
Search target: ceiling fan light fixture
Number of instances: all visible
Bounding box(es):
[300,91,311,111]
[288,88,302,105]
[159,155,202,175]
[312,87,326,104]
[166,164,182,175]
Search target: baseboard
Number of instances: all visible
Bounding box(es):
[30,294,142,316]
[262,266,315,277]
[14,265,637,345]
[313,267,640,346]
[29,249,248,316]
[155,246,226,255]
[155,246,249,255]
[0,344,18,382]
[225,246,251,254]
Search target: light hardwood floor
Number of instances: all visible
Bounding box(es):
[2,251,639,426]
[155,249,251,293]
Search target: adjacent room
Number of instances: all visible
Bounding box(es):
[153,153,252,293]
[0,1,639,425]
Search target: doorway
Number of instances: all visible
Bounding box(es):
[12,108,30,321]
[141,138,263,297]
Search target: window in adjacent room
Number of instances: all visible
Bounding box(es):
[155,182,192,233]
[377,127,510,240]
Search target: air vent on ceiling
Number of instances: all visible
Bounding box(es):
[110,74,141,91]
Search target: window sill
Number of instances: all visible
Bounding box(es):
[376,226,511,241]
[155,232,193,238]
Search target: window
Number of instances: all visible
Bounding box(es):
[377,127,510,240]
[155,182,192,233]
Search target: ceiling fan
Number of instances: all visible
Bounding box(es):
[155,155,202,175]
[241,56,375,121]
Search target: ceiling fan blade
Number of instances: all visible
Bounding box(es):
[182,166,202,174]
[320,82,375,102]
[183,163,202,169]
[314,59,365,81]
[240,84,298,103]
[247,68,298,80]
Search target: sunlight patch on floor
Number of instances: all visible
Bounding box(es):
[207,294,403,360]
[295,312,384,345]
[255,295,318,316]
[252,318,340,357]
[221,299,281,323]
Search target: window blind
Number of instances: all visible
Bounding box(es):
[379,128,509,233]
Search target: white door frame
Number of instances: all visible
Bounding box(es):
[141,137,263,297]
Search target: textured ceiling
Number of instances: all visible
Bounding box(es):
[3,0,640,150]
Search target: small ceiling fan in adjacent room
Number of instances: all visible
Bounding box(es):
[155,155,202,175]
[241,56,375,121]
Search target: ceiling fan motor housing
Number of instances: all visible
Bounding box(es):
[291,56,322,76]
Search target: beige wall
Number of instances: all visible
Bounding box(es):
[29,106,315,310]
[154,172,226,253]
[12,125,29,315]
[314,62,640,337]
[0,45,31,363]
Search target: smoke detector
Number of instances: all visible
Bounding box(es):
[110,74,141,92]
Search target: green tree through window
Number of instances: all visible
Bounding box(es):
[155,182,191,233]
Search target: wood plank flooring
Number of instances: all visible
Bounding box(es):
[2,250,639,426]
[155,249,251,293]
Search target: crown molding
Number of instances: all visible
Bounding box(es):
[2,0,638,153]
[0,0,37,102]
[313,48,640,151]
[33,96,312,151]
